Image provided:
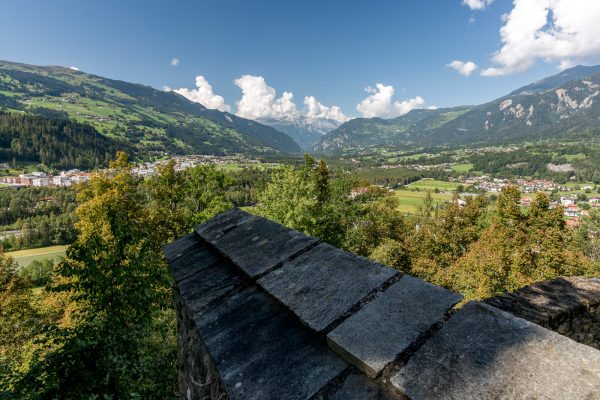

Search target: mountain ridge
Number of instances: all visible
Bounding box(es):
[315,65,600,153]
[0,60,302,156]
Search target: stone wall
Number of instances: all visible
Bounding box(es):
[485,277,600,350]
[165,209,600,400]
[174,285,227,400]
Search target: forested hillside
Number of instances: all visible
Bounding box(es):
[0,112,129,168]
[0,60,301,156]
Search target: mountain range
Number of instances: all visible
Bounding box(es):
[0,60,301,158]
[258,116,342,150]
[2,60,600,163]
[315,65,600,153]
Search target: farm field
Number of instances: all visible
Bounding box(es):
[393,189,453,214]
[215,162,282,172]
[451,163,474,173]
[406,179,464,191]
[7,245,68,268]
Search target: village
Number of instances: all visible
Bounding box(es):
[0,155,261,188]
[450,175,599,227]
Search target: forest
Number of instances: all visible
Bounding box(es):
[0,186,77,251]
[1,152,599,399]
[0,112,130,169]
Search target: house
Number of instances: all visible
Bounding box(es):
[560,196,575,207]
[32,177,51,187]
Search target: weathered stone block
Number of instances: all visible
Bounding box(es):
[327,275,462,378]
[163,232,199,262]
[176,253,246,314]
[258,243,398,332]
[197,211,318,277]
[195,208,254,242]
[167,240,222,283]
[391,301,600,400]
[314,372,398,400]
[193,285,348,400]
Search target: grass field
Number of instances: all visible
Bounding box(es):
[215,163,282,172]
[406,179,463,192]
[451,163,474,173]
[393,189,453,214]
[7,245,68,268]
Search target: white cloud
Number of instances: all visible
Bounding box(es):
[161,85,171,92]
[68,66,80,71]
[480,0,600,76]
[170,58,180,67]
[462,0,494,10]
[356,83,427,118]
[174,76,231,112]
[447,60,478,76]
[234,75,297,121]
[233,75,348,123]
[303,96,348,123]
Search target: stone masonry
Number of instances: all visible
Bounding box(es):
[164,208,600,400]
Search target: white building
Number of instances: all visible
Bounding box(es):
[53,175,72,187]
[32,177,51,187]
[560,197,575,207]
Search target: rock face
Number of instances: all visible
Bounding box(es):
[165,208,600,400]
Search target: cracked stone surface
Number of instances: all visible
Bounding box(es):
[258,243,398,332]
[196,209,318,277]
[328,275,462,378]
[391,301,600,400]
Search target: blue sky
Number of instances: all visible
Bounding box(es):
[1,0,599,121]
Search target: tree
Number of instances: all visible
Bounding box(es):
[370,238,411,273]
[448,190,597,301]
[0,251,40,393]
[256,159,352,247]
[574,210,600,262]
[20,152,177,399]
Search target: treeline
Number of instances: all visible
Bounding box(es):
[0,186,77,251]
[0,112,130,169]
[470,143,600,182]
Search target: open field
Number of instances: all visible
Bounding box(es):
[451,163,474,173]
[406,179,463,191]
[7,245,68,268]
[393,189,453,214]
[215,163,282,172]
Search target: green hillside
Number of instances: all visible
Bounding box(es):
[0,60,301,157]
[315,65,600,153]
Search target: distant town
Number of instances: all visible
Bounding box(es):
[0,155,261,188]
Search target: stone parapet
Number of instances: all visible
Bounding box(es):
[165,208,600,400]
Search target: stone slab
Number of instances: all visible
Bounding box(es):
[327,275,462,378]
[163,232,200,262]
[329,373,399,400]
[193,285,348,400]
[176,248,247,314]
[258,243,398,332]
[194,208,254,243]
[199,212,318,278]
[391,301,600,400]
[167,240,222,283]
[486,277,600,325]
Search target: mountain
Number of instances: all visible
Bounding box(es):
[0,60,301,157]
[508,64,600,96]
[315,107,473,152]
[315,65,600,153]
[258,116,342,150]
